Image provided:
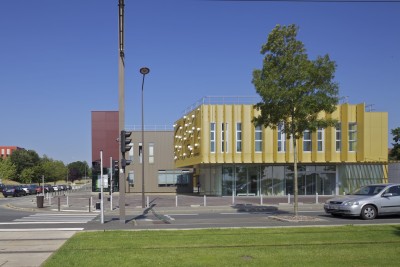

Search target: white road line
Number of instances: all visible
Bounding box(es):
[167,214,199,216]
[0,228,84,232]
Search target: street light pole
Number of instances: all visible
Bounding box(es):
[140,67,150,208]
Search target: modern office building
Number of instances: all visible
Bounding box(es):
[173,97,388,196]
[91,111,193,193]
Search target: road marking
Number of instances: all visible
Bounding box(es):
[0,228,84,232]
[167,214,199,216]
[9,213,98,224]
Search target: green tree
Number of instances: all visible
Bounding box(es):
[10,149,40,177]
[389,127,400,160]
[252,24,339,216]
[68,161,89,182]
[0,157,17,182]
[41,158,67,184]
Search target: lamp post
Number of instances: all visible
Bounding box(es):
[140,67,150,208]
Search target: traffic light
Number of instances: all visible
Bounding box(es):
[120,130,132,153]
[121,158,132,168]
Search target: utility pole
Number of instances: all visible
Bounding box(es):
[118,0,126,223]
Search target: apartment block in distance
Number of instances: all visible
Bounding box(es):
[173,97,388,196]
[0,146,23,159]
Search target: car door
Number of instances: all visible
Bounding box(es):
[379,185,400,214]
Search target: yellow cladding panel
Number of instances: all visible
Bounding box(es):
[174,103,388,168]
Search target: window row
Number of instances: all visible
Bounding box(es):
[127,143,155,164]
[209,122,357,153]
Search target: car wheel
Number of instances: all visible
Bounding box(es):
[361,205,377,220]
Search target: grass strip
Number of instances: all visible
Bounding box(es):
[43,225,400,267]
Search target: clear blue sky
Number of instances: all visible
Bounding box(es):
[1,0,399,164]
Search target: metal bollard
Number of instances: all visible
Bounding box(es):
[203,195,206,207]
[58,197,61,211]
[316,193,319,204]
[175,195,178,207]
[288,193,291,204]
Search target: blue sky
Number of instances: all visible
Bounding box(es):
[1,0,399,164]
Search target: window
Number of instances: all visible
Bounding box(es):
[129,143,134,163]
[158,170,190,187]
[335,123,341,152]
[139,143,143,164]
[303,130,312,152]
[221,123,228,152]
[278,123,286,152]
[317,128,324,152]
[255,125,262,152]
[148,143,154,164]
[236,122,242,152]
[349,122,357,152]
[210,123,215,153]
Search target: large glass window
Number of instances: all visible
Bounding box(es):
[222,167,234,195]
[303,130,312,152]
[236,122,242,152]
[255,125,262,152]
[336,123,341,152]
[349,122,357,152]
[210,123,215,153]
[278,123,286,152]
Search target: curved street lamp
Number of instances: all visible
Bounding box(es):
[140,67,150,208]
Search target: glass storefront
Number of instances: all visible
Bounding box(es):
[199,163,385,196]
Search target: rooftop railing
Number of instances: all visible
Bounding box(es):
[182,95,260,115]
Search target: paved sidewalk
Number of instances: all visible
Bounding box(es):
[3,189,327,216]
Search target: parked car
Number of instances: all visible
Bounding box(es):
[27,184,39,194]
[2,185,26,197]
[0,183,5,192]
[21,184,37,195]
[43,184,54,193]
[324,183,400,220]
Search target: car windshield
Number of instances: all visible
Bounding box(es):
[352,185,386,196]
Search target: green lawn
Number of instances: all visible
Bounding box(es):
[43,225,400,267]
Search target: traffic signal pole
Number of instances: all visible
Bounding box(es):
[118,0,126,224]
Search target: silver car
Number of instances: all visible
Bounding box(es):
[324,183,400,220]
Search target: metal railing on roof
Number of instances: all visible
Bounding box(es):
[126,125,173,131]
[182,96,260,115]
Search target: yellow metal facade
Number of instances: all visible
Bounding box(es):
[174,103,388,168]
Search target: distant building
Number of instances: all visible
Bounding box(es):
[0,146,23,159]
[173,97,389,196]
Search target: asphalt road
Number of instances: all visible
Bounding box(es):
[2,191,400,267]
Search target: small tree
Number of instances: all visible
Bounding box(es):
[389,127,400,160]
[252,24,339,216]
[0,157,17,182]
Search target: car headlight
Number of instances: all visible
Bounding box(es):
[343,201,359,206]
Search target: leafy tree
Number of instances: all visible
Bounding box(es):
[68,161,89,182]
[252,24,339,216]
[10,149,40,177]
[41,158,67,184]
[0,157,17,182]
[389,127,400,160]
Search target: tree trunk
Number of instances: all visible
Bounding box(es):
[293,137,298,217]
